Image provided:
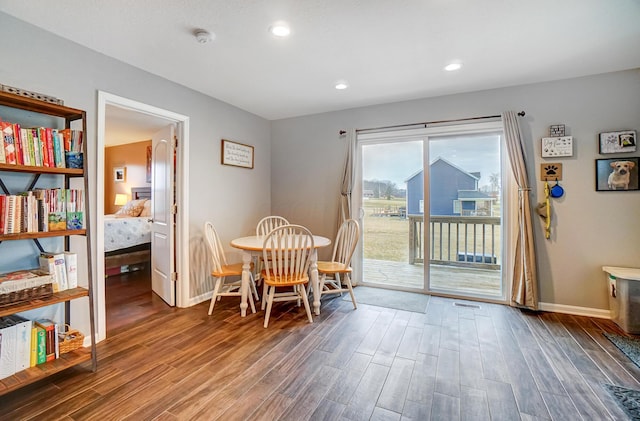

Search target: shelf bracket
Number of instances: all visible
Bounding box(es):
[0,178,9,195]
[32,238,45,253]
[26,173,42,191]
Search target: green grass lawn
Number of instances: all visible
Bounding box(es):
[362,198,501,263]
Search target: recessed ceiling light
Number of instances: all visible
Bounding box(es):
[444,62,462,71]
[335,81,349,90]
[269,22,291,37]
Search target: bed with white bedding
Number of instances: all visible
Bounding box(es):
[104,187,152,275]
[104,215,151,252]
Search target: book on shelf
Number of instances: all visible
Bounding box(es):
[0,316,18,379]
[39,252,67,292]
[13,123,22,165]
[8,315,31,373]
[34,319,56,362]
[30,325,38,367]
[64,252,78,289]
[1,120,17,165]
[35,325,46,365]
[52,129,65,168]
[65,189,83,230]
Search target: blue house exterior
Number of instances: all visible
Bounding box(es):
[406,157,494,216]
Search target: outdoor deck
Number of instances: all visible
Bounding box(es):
[362,258,503,297]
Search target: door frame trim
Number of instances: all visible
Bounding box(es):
[96,91,190,342]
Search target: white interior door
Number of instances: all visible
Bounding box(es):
[151,124,176,305]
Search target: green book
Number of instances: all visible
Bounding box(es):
[36,326,46,365]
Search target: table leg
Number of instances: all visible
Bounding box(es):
[310,249,321,315]
[240,251,252,317]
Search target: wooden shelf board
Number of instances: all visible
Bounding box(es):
[0,163,83,175]
[0,91,84,121]
[0,229,86,241]
[0,348,91,396]
[0,288,88,317]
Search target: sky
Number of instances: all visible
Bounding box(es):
[362,134,501,188]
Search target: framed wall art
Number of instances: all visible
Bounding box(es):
[599,130,636,154]
[595,158,638,191]
[114,166,126,183]
[221,139,254,169]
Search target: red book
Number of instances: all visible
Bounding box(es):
[45,128,55,167]
[1,121,17,165]
[13,123,23,165]
[34,319,56,362]
[39,128,49,167]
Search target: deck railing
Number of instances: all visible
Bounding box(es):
[408,214,501,270]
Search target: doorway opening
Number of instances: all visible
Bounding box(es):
[97,91,190,342]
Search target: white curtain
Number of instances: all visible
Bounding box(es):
[337,129,357,285]
[502,111,538,310]
[338,129,356,228]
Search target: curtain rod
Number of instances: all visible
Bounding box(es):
[338,111,525,136]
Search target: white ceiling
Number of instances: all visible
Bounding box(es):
[2,0,640,124]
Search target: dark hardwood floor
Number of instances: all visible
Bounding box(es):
[105,266,171,334]
[1,284,639,420]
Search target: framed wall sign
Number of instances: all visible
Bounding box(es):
[221,139,254,169]
[541,136,573,158]
[599,130,636,154]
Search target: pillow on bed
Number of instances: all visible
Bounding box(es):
[115,199,147,217]
[139,199,151,217]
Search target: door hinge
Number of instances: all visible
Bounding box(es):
[171,272,178,282]
[172,135,178,149]
[171,204,177,214]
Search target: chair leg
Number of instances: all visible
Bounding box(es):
[208,277,223,315]
[345,274,357,309]
[264,285,276,328]
[262,282,269,310]
[300,284,313,323]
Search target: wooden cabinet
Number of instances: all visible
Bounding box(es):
[0,91,96,396]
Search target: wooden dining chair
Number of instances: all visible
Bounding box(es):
[261,224,314,328]
[204,221,256,315]
[256,216,290,308]
[256,215,289,236]
[317,219,360,309]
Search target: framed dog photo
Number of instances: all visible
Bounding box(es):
[595,158,639,191]
[599,130,636,154]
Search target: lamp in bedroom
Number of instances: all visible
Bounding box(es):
[114,193,128,207]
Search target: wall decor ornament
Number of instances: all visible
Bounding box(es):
[599,130,636,154]
[114,166,126,182]
[595,158,639,191]
[221,139,254,169]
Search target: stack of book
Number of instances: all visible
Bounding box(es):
[38,251,78,291]
[0,316,77,380]
[0,188,84,234]
[0,118,83,168]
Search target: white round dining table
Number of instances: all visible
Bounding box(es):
[231,234,331,317]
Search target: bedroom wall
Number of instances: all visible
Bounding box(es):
[271,69,640,315]
[0,13,272,336]
[104,141,151,214]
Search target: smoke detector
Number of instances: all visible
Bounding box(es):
[194,29,214,44]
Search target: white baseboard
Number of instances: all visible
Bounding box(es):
[189,291,212,307]
[539,302,610,319]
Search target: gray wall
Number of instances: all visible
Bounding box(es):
[271,69,640,311]
[0,13,271,331]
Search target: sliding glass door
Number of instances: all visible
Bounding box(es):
[356,122,510,302]
[359,139,425,291]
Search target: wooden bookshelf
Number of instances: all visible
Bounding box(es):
[0,229,86,241]
[0,163,83,175]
